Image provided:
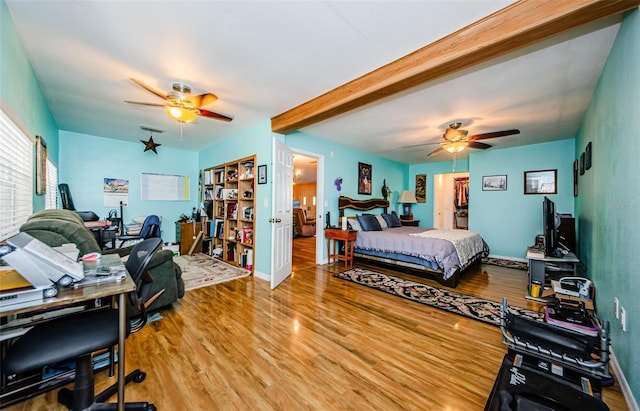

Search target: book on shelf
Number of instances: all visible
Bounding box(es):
[226,202,238,219]
[241,227,254,244]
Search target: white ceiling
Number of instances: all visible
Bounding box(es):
[5,1,623,164]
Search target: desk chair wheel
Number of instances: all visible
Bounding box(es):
[134,371,146,383]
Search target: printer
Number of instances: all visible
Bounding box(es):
[554,277,592,299]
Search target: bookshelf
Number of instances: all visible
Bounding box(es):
[202,155,255,271]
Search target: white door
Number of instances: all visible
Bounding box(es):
[270,138,293,289]
[433,174,445,228]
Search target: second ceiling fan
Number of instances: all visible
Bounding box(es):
[409,122,520,156]
[125,78,233,123]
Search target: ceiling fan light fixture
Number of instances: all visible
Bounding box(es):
[165,105,198,123]
[445,141,468,153]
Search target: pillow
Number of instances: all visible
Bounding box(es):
[347,217,362,232]
[357,214,382,231]
[375,215,388,229]
[382,212,402,228]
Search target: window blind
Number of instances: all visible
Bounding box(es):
[45,159,58,209]
[0,108,33,241]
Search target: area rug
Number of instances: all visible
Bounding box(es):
[174,253,250,291]
[482,256,528,270]
[334,268,542,327]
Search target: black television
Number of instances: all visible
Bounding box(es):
[543,196,563,258]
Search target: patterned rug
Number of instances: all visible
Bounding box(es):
[174,253,250,291]
[334,268,542,326]
[482,256,528,270]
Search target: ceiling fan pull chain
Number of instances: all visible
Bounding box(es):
[452,152,457,171]
[179,121,185,142]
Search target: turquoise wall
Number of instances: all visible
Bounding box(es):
[285,131,407,224]
[59,131,199,243]
[198,121,272,278]
[575,9,640,405]
[1,0,59,212]
[470,140,575,258]
[408,159,470,226]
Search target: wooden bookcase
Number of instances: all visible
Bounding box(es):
[202,155,255,271]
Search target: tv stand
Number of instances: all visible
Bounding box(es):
[526,250,579,301]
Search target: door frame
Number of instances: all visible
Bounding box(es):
[291,148,324,265]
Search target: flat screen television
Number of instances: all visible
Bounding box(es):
[543,196,563,258]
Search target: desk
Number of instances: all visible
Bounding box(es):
[85,221,117,250]
[325,229,357,268]
[526,251,579,301]
[1,254,135,410]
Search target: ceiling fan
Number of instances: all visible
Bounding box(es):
[407,122,520,156]
[125,78,233,123]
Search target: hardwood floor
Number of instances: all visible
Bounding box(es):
[5,250,629,410]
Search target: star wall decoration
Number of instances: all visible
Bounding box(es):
[141,136,161,154]
[139,126,164,154]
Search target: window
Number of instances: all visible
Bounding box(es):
[0,108,34,241]
[45,159,58,209]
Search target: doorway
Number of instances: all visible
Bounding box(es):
[292,152,322,271]
[433,172,469,229]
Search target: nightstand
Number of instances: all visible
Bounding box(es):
[325,228,357,268]
[400,220,420,227]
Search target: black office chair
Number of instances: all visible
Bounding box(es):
[2,237,162,410]
[116,215,161,248]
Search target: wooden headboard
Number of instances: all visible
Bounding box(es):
[338,196,389,217]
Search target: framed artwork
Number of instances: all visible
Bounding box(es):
[415,174,426,202]
[482,175,507,191]
[573,159,578,197]
[585,142,592,170]
[358,162,372,195]
[35,135,47,194]
[524,169,557,194]
[580,152,585,175]
[257,164,267,184]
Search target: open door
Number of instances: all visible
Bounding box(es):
[270,138,293,289]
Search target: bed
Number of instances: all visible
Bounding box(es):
[338,196,488,287]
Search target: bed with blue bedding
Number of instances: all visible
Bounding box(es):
[339,196,487,287]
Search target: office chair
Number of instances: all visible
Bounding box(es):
[116,215,161,248]
[2,237,162,410]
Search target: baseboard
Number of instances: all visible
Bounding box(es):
[253,270,269,282]
[610,350,639,411]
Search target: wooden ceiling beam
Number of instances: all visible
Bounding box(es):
[271,0,639,134]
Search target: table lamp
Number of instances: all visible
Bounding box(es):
[398,190,417,220]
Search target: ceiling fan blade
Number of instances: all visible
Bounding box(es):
[470,129,520,140]
[129,78,167,100]
[199,109,233,122]
[190,93,218,108]
[468,141,492,150]
[427,147,445,157]
[403,141,442,148]
[124,101,165,107]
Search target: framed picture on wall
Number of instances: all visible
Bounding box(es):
[524,169,557,194]
[585,142,592,170]
[415,174,426,202]
[482,175,507,191]
[358,162,372,195]
[35,135,47,195]
[257,164,267,184]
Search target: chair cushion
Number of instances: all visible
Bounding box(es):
[3,309,125,375]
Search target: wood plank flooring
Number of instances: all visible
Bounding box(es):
[5,239,629,410]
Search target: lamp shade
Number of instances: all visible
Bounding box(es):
[398,190,417,204]
[165,106,198,123]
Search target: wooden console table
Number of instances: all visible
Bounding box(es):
[325,229,357,268]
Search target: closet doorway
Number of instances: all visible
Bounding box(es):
[433,172,469,229]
